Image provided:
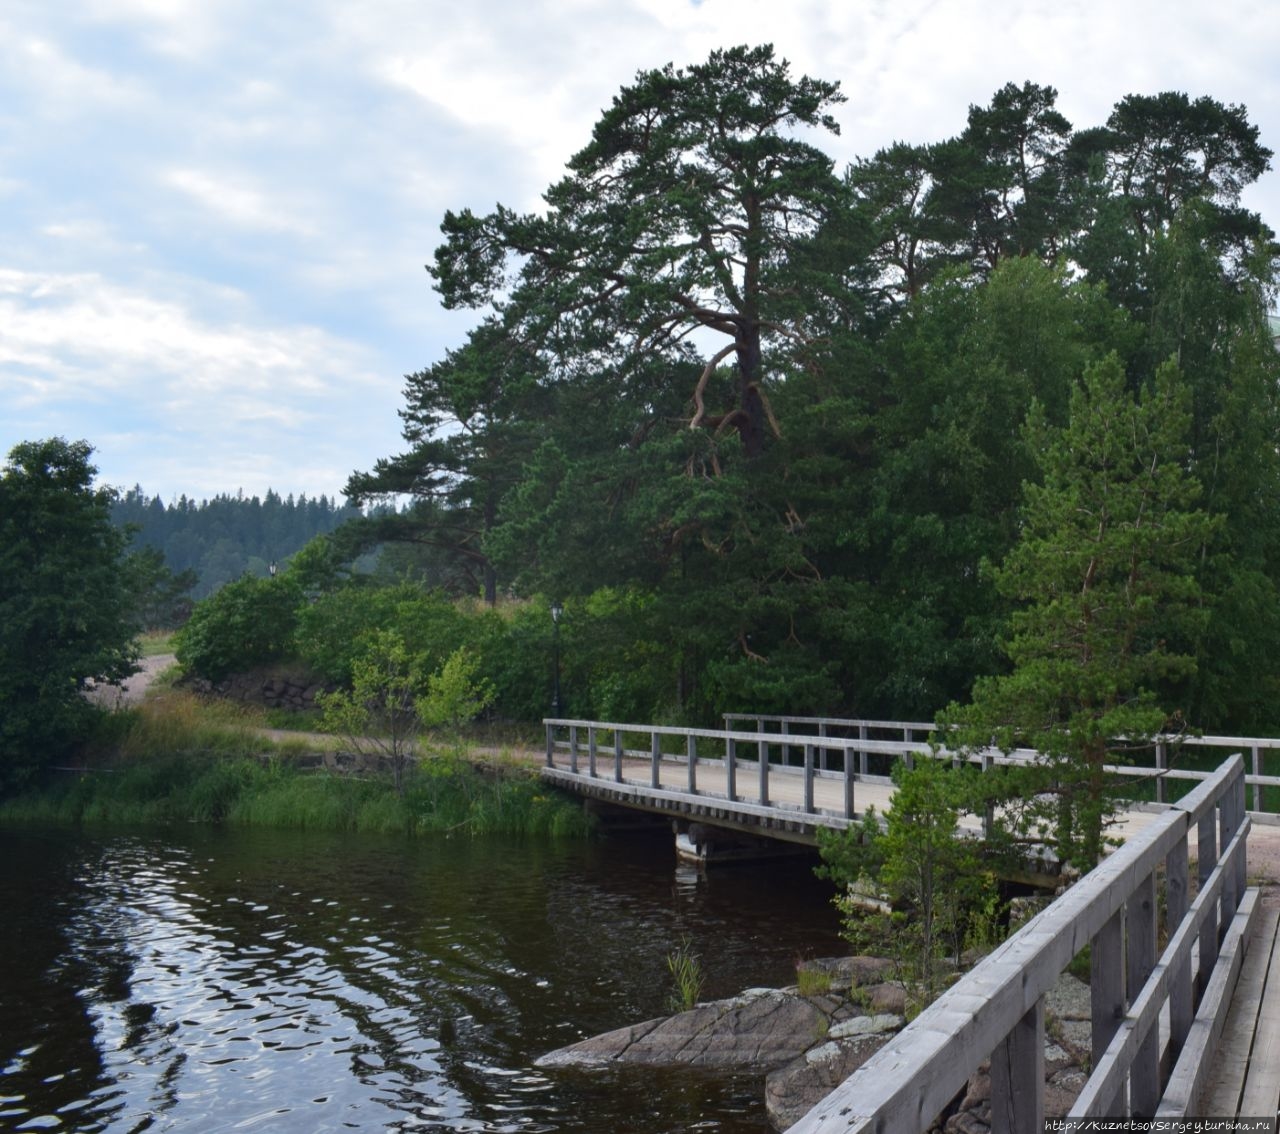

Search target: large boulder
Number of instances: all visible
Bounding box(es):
[765,1031,893,1131]
[535,988,835,1070]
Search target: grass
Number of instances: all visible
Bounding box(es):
[1,691,594,839]
[666,936,705,1013]
[795,965,834,998]
[137,630,178,657]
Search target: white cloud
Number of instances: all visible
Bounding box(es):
[2,0,1278,503]
[164,168,318,238]
[80,0,229,60]
[0,268,400,498]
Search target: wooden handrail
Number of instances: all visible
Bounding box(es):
[545,717,1279,816]
[788,755,1249,1133]
[543,719,1257,1129]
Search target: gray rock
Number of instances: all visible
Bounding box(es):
[861,981,907,1014]
[804,1041,841,1065]
[829,1013,904,1039]
[944,1111,991,1134]
[800,955,895,987]
[534,987,831,1071]
[765,1035,890,1130]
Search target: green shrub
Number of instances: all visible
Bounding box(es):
[666,936,705,1012]
[1,691,593,839]
[175,575,301,680]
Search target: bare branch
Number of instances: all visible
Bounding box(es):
[689,342,738,430]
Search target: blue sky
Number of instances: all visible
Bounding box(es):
[3,0,1279,502]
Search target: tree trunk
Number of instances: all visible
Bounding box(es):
[736,329,767,459]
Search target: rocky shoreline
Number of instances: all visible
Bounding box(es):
[534,956,1092,1132]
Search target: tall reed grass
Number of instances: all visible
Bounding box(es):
[1,692,593,838]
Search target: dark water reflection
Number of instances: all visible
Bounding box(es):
[0,825,843,1132]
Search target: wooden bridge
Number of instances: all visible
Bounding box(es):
[541,714,1280,856]
[541,715,1280,1127]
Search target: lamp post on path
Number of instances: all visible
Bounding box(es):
[551,601,563,717]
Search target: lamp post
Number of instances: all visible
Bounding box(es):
[550,601,563,718]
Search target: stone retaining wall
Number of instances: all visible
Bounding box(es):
[184,668,337,711]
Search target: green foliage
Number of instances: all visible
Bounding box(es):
[120,61,1280,742]
[665,936,706,1013]
[820,758,997,1006]
[0,695,592,838]
[174,574,301,681]
[295,581,478,689]
[112,485,360,599]
[317,628,425,796]
[124,545,197,630]
[942,355,1220,868]
[794,965,834,998]
[285,533,349,595]
[344,321,550,604]
[418,648,496,733]
[0,438,140,791]
[433,45,848,462]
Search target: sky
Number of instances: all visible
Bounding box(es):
[2,0,1279,504]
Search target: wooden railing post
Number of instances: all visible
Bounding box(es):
[650,731,661,789]
[1091,907,1125,1114]
[726,735,737,802]
[587,726,597,778]
[1220,782,1240,925]
[613,730,624,783]
[818,721,828,772]
[1166,834,1192,1057]
[687,734,697,795]
[990,1001,1044,1134]
[858,724,868,777]
[569,725,579,774]
[759,734,770,806]
[1251,744,1262,813]
[545,721,554,766]
[1198,804,1221,985]
[804,744,815,814]
[1156,740,1167,805]
[1232,769,1247,904]
[981,750,994,838]
[1127,871,1159,1115]
[844,744,855,819]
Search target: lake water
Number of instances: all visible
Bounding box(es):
[0,824,844,1133]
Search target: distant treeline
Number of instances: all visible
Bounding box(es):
[112,487,362,598]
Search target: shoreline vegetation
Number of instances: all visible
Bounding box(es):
[0,688,593,839]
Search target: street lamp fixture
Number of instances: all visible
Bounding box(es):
[550,602,563,717]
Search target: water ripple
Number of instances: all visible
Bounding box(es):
[1,826,842,1132]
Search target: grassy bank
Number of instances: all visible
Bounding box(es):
[1,692,593,838]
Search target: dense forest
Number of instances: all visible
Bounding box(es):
[112,488,362,598]
[164,46,1280,763]
[316,47,1279,736]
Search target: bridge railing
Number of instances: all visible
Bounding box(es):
[544,718,905,820]
[724,712,1280,812]
[790,754,1252,1132]
[544,716,1279,826]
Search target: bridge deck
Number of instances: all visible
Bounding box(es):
[542,751,1167,844]
[1202,892,1280,1116]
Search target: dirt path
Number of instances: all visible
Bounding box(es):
[85,652,178,708]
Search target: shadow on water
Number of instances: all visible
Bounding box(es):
[0,824,844,1132]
